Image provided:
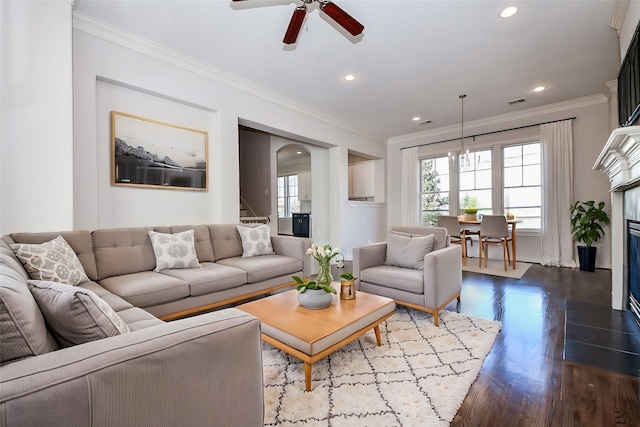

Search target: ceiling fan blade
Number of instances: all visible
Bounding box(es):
[319,1,364,36]
[283,7,306,44]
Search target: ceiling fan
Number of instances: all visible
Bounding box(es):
[232,0,364,44]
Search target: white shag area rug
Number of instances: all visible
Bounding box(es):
[262,307,501,426]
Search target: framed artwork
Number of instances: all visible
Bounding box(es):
[111,111,208,190]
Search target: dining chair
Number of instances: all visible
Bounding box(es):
[437,215,471,266]
[479,215,513,271]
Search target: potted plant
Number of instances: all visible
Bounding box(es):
[291,276,336,310]
[339,272,357,300]
[569,200,610,272]
[292,243,340,309]
[463,208,478,221]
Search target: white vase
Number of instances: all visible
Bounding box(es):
[297,289,333,310]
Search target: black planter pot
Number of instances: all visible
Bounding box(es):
[577,246,597,272]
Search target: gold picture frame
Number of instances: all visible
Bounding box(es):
[111,111,208,190]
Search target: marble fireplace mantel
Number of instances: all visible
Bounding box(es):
[594,125,640,310]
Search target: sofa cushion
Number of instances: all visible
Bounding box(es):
[92,227,156,279]
[0,242,58,364]
[7,230,99,281]
[148,229,201,272]
[209,224,246,260]
[77,281,134,313]
[170,224,215,262]
[27,280,130,348]
[361,265,425,294]
[216,255,302,284]
[11,236,90,286]
[99,271,189,308]
[114,307,164,331]
[384,232,435,270]
[237,224,275,257]
[161,262,247,296]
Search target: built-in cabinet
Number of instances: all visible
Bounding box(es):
[298,171,311,201]
[348,161,375,199]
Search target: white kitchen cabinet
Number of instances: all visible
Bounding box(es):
[298,171,311,201]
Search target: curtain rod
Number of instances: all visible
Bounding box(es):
[400,117,576,150]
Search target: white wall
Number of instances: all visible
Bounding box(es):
[387,96,613,267]
[72,16,387,248]
[0,0,74,234]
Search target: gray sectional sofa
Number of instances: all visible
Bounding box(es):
[0,223,311,426]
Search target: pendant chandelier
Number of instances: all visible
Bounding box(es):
[449,94,472,172]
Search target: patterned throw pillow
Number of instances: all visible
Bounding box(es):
[385,232,435,270]
[11,235,89,286]
[237,224,275,257]
[148,229,200,272]
[27,280,130,348]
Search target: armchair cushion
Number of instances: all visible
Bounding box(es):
[384,232,435,270]
[361,265,424,294]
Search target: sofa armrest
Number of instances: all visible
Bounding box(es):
[353,243,387,289]
[271,235,312,278]
[0,309,264,427]
[423,245,462,308]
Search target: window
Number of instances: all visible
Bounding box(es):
[459,149,492,214]
[420,156,450,224]
[277,174,300,218]
[503,142,541,229]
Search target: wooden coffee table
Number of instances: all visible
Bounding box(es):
[237,289,395,391]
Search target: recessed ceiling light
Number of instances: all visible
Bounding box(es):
[500,6,518,18]
[412,116,421,122]
[533,85,547,92]
[344,74,356,81]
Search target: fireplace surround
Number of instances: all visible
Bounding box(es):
[594,126,640,323]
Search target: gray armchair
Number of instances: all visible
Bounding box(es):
[352,226,462,326]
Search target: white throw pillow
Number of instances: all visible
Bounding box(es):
[11,235,89,286]
[237,224,274,257]
[27,280,130,348]
[384,232,435,270]
[148,229,201,272]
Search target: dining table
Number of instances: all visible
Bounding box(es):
[457,216,522,269]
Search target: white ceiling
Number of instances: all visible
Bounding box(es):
[74,0,622,141]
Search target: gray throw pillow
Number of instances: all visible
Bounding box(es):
[148,229,201,272]
[11,235,89,286]
[384,232,435,270]
[237,224,275,257]
[28,280,130,348]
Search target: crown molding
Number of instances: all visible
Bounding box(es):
[610,0,630,35]
[388,94,608,146]
[72,12,385,144]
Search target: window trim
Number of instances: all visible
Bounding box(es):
[419,140,541,231]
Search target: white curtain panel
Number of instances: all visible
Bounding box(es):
[401,147,421,226]
[540,120,576,267]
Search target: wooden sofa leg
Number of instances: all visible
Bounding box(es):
[433,311,439,327]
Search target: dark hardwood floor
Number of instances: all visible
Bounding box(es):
[448,264,640,426]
